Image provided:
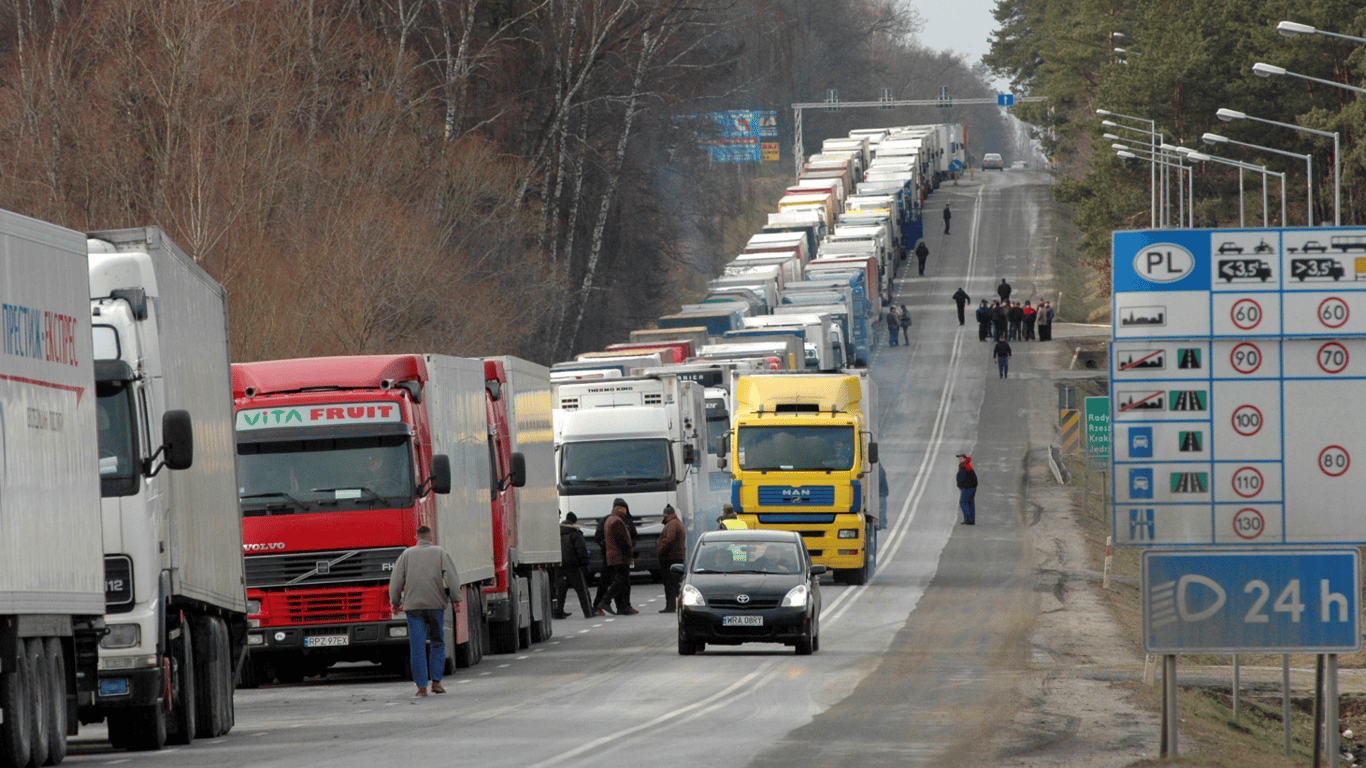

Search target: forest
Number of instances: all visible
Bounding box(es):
[0,0,1006,364]
[985,0,1366,276]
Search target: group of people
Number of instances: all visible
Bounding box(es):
[973,281,1055,344]
[551,498,688,621]
[885,304,913,346]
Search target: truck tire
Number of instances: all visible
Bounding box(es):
[454,587,485,668]
[42,638,67,766]
[165,625,195,746]
[530,571,553,643]
[0,642,33,768]
[25,638,50,768]
[191,616,231,739]
[517,577,532,650]
[109,703,166,752]
[235,652,261,689]
[489,577,519,655]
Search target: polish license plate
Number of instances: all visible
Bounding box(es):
[722,615,763,627]
[304,635,349,648]
[99,679,129,696]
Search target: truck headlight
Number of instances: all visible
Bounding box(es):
[101,624,140,649]
[247,599,261,615]
[681,584,705,607]
[781,584,809,608]
[837,529,859,539]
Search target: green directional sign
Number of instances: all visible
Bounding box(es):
[1085,396,1110,460]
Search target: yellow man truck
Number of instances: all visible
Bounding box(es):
[720,373,881,584]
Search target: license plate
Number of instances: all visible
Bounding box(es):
[304,635,349,648]
[99,679,129,696]
[722,615,763,627]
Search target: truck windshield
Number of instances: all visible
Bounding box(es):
[736,425,856,472]
[97,381,140,497]
[237,435,414,513]
[560,439,672,487]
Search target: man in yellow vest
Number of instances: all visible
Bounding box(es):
[717,503,749,531]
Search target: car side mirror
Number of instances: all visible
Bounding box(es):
[810,565,828,575]
[429,454,452,495]
[158,409,194,473]
[670,563,686,575]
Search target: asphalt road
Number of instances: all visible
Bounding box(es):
[65,169,1057,768]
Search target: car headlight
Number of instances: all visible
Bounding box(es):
[681,584,705,607]
[101,624,140,649]
[247,599,262,615]
[837,529,859,539]
[781,584,809,608]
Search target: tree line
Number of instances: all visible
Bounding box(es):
[985,0,1366,277]
[0,0,1005,363]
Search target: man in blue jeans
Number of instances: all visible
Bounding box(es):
[956,454,978,525]
[389,525,463,697]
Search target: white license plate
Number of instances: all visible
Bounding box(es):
[304,635,349,647]
[722,615,763,627]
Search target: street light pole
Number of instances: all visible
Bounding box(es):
[1099,109,1159,227]
[1217,108,1340,225]
[1116,145,1193,227]
[1276,20,1366,46]
[1202,132,1313,226]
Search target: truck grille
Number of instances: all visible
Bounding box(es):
[245,547,404,589]
[757,486,835,506]
[282,589,370,624]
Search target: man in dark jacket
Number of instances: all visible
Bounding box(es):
[656,505,686,612]
[993,335,1013,379]
[956,454,978,525]
[942,204,952,234]
[915,240,930,275]
[593,499,639,615]
[554,513,593,619]
[1007,302,1024,341]
[997,278,1012,303]
[976,300,991,341]
[952,287,971,325]
[990,301,1008,341]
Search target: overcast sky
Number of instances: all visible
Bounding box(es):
[915,0,1000,70]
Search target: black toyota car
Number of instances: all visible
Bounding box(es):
[674,529,824,655]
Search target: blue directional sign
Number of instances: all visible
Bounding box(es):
[1142,549,1360,653]
[997,94,1015,107]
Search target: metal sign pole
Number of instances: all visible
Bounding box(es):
[1283,654,1292,757]
[1165,655,1179,757]
[1329,654,1340,768]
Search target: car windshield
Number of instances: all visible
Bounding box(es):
[692,541,803,574]
[559,438,672,486]
[237,435,414,513]
[736,425,856,471]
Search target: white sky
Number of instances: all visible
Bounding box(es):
[914,0,1001,69]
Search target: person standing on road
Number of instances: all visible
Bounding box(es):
[952,288,971,326]
[718,503,748,530]
[899,304,912,345]
[389,525,462,698]
[593,499,639,616]
[992,335,1013,379]
[1007,302,1023,341]
[990,301,1007,341]
[915,240,930,275]
[1038,301,1055,341]
[554,512,593,619]
[886,307,901,347]
[942,204,952,234]
[976,300,991,341]
[657,505,686,613]
[997,278,1012,303]
[955,454,978,525]
[1022,301,1037,341]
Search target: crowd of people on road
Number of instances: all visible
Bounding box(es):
[971,285,1055,344]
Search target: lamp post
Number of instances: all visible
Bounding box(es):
[1115,144,1191,227]
[1178,148,1285,227]
[1099,109,1159,227]
[1252,62,1366,95]
[1276,20,1366,45]
[1217,108,1340,225]
[1202,132,1313,226]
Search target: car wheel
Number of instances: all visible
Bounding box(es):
[678,635,700,656]
[795,635,814,655]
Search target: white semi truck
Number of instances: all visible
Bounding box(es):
[0,209,104,767]
[552,375,709,576]
[83,227,247,750]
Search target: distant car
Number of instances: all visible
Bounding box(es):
[675,529,823,655]
[981,153,1005,171]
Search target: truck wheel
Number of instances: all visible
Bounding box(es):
[530,572,553,643]
[191,616,230,738]
[517,578,533,650]
[25,638,50,768]
[0,641,32,767]
[166,626,196,745]
[42,637,67,766]
[489,577,520,655]
[236,652,261,689]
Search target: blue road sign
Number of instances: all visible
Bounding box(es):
[1142,549,1360,653]
[1128,426,1153,458]
[997,94,1015,107]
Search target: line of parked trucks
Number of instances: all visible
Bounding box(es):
[548,123,966,586]
[0,121,963,764]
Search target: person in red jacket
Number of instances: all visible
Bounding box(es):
[956,454,978,525]
[593,499,639,615]
[656,505,686,612]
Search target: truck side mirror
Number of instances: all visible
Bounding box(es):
[866,441,879,465]
[508,452,527,488]
[682,444,696,465]
[715,435,729,469]
[429,454,453,495]
[160,409,193,472]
